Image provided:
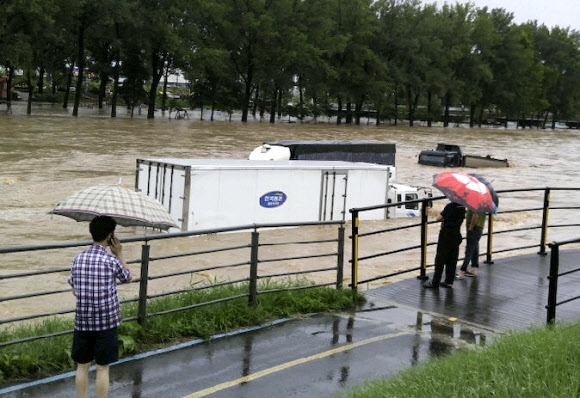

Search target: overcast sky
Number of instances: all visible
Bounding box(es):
[459,0,578,31]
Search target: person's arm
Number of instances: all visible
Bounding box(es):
[68,273,76,296]
[109,237,133,283]
[468,213,478,230]
[436,203,450,222]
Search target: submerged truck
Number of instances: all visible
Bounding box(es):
[135,158,428,231]
[249,140,398,179]
[418,143,509,168]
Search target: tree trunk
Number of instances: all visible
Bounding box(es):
[241,62,254,122]
[406,85,413,126]
[36,67,45,94]
[478,106,484,128]
[355,99,363,125]
[26,70,33,115]
[161,67,169,114]
[393,87,398,126]
[147,83,158,119]
[443,92,451,128]
[6,66,14,111]
[72,25,86,117]
[98,72,108,109]
[269,87,277,124]
[147,51,167,119]
[64,60,74,109]
[277,90,283,120]
[252,85,259,118]
[427,90,432,127]
[469,104,476,128]
[298,80,304,122]
[111,54,120,117]
[346,100,353,124]
[210,82,218,121]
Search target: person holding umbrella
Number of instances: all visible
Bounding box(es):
[423,201,466,289]
[426,171,498,288]
[68,215,133,398]
[456,209,486,278]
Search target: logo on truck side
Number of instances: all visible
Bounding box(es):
[259,191,287,208]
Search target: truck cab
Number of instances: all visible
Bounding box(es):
[387,184,432,218]
[418,143,464,167]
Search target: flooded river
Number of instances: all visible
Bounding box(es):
[1,104,579,247]
[1,103,580,318]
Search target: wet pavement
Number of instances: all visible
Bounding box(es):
[1,250,578,398]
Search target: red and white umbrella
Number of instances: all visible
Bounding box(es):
[49,185,179,230]
[432,171,498,214]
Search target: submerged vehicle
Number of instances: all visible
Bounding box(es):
[249,139,398,178]
[135,158,430,231]
[249,139,396,163]
[418,143,509,168]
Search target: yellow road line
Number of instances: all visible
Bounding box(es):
[183,331,411,398]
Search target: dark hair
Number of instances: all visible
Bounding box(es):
[89,216,117,242]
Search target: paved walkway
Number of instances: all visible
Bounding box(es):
[367,249,580,332]
[1,250,579,397]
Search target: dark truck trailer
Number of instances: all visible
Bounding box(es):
[250,140,397,166]
[418,143,509,168]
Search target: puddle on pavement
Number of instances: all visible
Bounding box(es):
[421,313,492,359]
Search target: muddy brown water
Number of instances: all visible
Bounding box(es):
[1,104,579,318]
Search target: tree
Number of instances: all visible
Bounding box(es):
[437,3,475,127]
[533,25,580,128]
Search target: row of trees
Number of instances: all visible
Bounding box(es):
[1,0,579,127]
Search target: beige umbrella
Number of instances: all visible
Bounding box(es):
[49,185,179,231]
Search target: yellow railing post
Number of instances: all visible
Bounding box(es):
[539,188,550,255]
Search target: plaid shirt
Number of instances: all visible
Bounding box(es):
[68,244,131,331]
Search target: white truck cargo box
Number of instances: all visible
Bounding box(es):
[135,159,417,231]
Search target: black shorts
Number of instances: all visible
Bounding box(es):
[71,327,118,366]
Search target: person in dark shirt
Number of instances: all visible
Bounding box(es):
[423,201,466,289]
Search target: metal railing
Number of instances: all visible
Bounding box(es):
[2,186,579,348]
[349,187,580,292]
[546,237,580,324]
[349,186,580,324]
[0,221,345,348]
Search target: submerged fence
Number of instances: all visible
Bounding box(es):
[1,187,579,349]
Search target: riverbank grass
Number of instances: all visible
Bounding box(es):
[338,321,580,398]
[0,278,364,385]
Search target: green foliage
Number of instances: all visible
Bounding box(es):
[1,279,362,383]
[339,322,580,398]
[32,92,64,104]
[3,0,580,122]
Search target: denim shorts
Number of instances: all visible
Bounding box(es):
[71,327,118,365]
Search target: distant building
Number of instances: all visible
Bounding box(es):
[159,70,189,88]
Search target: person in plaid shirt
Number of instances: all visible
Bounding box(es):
[68,215,132,398]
